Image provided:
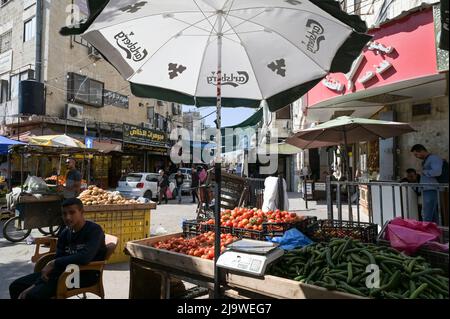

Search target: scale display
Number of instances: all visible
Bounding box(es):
[216,239,284,276]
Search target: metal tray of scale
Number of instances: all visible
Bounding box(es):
[226,239,279,255]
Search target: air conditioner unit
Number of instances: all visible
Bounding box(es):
[142,122,152,129]
[66,104,84,121]
[88,46,102,59]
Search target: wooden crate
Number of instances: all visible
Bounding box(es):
[126,233,364,299]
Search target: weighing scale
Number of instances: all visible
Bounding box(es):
[216,239,284,276]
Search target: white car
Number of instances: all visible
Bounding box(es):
[116,173,160,200]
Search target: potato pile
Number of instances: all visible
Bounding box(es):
[78,186,139,206]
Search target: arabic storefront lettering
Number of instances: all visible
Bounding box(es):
[123,124,167,148]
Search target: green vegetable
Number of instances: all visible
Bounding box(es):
[338,281,366,297]
[360,249,376,265]
[347,262,353,284]
[409,283,428,299]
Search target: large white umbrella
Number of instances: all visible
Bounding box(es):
[61,0,371,297]
[62,0,371,111]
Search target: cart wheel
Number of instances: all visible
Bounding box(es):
[49,225,62,236]
[37,227,52,235]
[37,225,61,236]
[3,216,31,243]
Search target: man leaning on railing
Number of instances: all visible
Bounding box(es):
[410,144,449,223]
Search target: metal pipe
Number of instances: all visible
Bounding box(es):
[437,188,441,225]
[337,183,342,221]
[379,185,384,226]
[356,185,360,223]
[392,185,396,218]
[214,11,223,300]
[399,185,404,218]
[326,175,333,219]
[35,0,44,82]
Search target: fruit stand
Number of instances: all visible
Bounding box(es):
[78,186,156,263]
[124,206,449,299]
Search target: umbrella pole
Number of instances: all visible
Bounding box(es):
[214,11,223,299]
[343,128,353,221]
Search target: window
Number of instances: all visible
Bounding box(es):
[9,70,34,100]
[0,79,8,103]
[412,103,432,116]
[67,72,104,107]
[24,17,36,42]
[276,104,292,119]
[73,35,90,47]
[172,103,177,115]
[147,106,155,120]
[0,30,12,54]
[157,100,164,107]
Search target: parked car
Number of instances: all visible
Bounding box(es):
[169,173,192,196]
[179,168,192,176]
[116,173,160,200]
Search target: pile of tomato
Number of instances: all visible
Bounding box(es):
[202,207,304,231]
[151,231,236,260]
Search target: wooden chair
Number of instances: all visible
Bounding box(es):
[32,234,118,299]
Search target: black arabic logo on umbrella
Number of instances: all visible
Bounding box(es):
[120,1,148,13]
[114,31,148,62]
[302,19,325,54]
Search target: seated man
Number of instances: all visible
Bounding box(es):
[9,198,106,299]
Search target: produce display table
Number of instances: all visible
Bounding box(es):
[85,202,156,263]
[125,233,363,299]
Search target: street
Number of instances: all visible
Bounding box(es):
[0,194,365,299]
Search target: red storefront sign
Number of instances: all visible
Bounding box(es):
[306,8,438,107]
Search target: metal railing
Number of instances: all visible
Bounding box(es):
[326,177,449,227]
[245,178,265,208]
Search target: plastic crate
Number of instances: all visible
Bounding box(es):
[263,216,318,238]
[182,219,209,237]
[232,227,265,240]
[311,219,379,243]
[84,207,151,263]
[377,221,449,274]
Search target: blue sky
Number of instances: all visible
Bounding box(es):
[182,106,256,127]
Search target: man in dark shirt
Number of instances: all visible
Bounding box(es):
[158,169,169,205]
[62,158,82,199]
[174,170,185,204]
[9,198,106,299]
[191,167,199,203]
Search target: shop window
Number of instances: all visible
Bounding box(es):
[0,80,8,103]
[276,104,292,119]
[67,72,104,107]
[412,103,431,116]
[0,30,12,53]
[24,17,36,42]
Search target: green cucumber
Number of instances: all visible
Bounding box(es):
[411,268,444,278]
[347,262,353,284]
[337,281,366,297]
[409,283,428,299]
[360,249,376,265]
[326,247,335,268]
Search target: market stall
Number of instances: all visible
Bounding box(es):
[78,185,156,263]
[2,143,96,242]
[124,206,449,299]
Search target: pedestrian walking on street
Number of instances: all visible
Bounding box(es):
[411,144,448,223]
[191,167,199,204]
[175,169,185,204]
[158,169,169,205]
